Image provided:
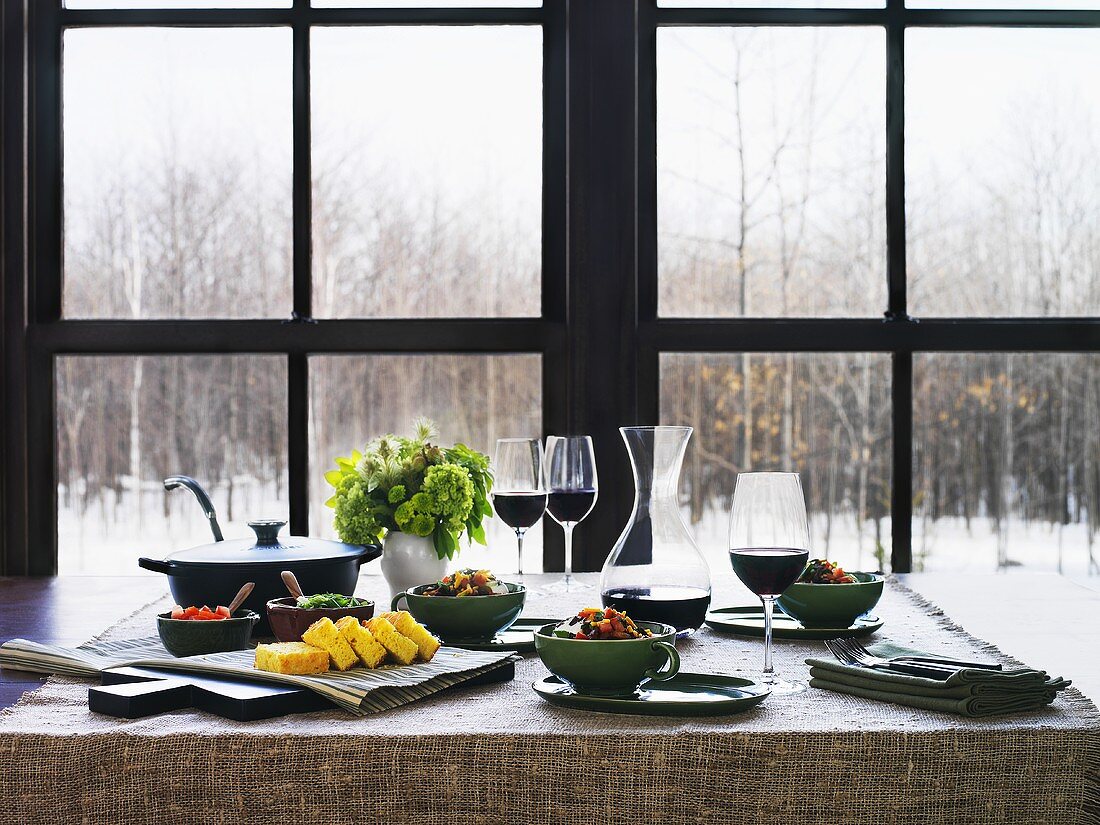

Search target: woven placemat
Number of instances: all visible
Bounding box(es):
[1,574,1096,824]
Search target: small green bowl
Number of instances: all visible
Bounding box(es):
[156,609,259,657]
[534,621,680,697]
[392,582,526,643]
[776,572,884,628]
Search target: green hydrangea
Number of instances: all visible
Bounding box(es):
[325,418,492,561]
[421,464,474,524]
[333,475,385,546]
[394,492,436,537]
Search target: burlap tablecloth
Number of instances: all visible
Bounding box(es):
[0,573,1096,824]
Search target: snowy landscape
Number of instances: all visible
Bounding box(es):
[53,28,1100,590]
[59,478,1098,591]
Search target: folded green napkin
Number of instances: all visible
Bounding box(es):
[806,641,1072,717]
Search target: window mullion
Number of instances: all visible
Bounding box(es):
[886,0,912,571]
[565,0,639,572]
[287,0,311,538]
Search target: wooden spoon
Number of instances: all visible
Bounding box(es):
[227,581,255,615]
[281,570,304,600]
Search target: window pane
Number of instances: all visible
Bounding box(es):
[658,28,886,317]
[315,1,538,6]
[312,27,542,318]
[914,354,1100,578]
[908,0,1100,8]
[660,0,881,6]
[907,30,1100,316]
[63,28,292,318]
[660,353,892,574]
[57,356,288,575]
[66,1,288,7]
[310,355,542,571]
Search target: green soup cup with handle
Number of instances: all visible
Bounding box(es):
[392,581,526,643]
[776,571,884,628]
[534,621,680,697]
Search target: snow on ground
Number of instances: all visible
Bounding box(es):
[58,482,1097,587]
[57,480,543,578]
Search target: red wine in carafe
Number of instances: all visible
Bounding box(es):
[728,547,809,597]
[601,586,711,633]
[492,492,547,530]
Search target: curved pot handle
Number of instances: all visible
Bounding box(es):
[138,557,171,574]
[390,592,409,612]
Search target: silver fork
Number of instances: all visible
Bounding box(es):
[824,639,956,680]
[838,637,1002,671]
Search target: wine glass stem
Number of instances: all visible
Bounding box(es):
[515,528,525,576]
[762,596,776,677]
[563,523,575,587]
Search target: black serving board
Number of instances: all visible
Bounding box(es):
[90,661,516,721]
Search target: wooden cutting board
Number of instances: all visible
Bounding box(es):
[90,661,515,721]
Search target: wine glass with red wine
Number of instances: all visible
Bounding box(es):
[728,472,811,696]
[491,438,547,576]
[544,435,598,592]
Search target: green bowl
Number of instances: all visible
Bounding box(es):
[534,621,680,697]
[776,572,884,628]
[156,609,259,657]
[392,582,526,643]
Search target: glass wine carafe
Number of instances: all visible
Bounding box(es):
[599,426,711,636]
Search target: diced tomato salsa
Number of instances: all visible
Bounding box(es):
[170,604,232,620]
[554,607,653,640]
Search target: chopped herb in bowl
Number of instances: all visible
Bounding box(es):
[295,593,370,610]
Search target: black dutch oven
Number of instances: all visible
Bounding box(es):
[139,476,381,634]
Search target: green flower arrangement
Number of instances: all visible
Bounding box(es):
[324,418,493,560]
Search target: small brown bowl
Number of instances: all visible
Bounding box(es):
[265,597,375,642]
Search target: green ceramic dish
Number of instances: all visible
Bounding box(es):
[776,571,884,628]
[392,582,526,643]
[156,609,259,657]
[705,606,883,640]
[533,672,769,717]
[534,621,679,697]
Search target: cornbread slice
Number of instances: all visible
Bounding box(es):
[254,641,329,675]
[364,616,418,666]
[302,617,359,671]
[381,610,440,663]
[335,615,387,669]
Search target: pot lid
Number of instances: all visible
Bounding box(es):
[161,520,372,567]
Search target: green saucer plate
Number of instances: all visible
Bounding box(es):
[444,618,559,652]
[533,672,769,717]
[705,606,883,640]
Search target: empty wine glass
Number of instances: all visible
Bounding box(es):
[491,438,547,576]
[544,435,598,592]
[728,472,811,696]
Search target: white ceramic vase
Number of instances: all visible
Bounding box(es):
[380,531,447,598]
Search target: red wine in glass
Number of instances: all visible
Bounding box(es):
[492,438,546,576]
[728,548,809,597]
[492,492,548,530]
[728,472,811,696]
[546,489,597,524]
[544,436,599,592]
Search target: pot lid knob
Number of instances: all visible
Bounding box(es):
[248,519,287,546]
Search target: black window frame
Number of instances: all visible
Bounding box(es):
[2,0,1099,576]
